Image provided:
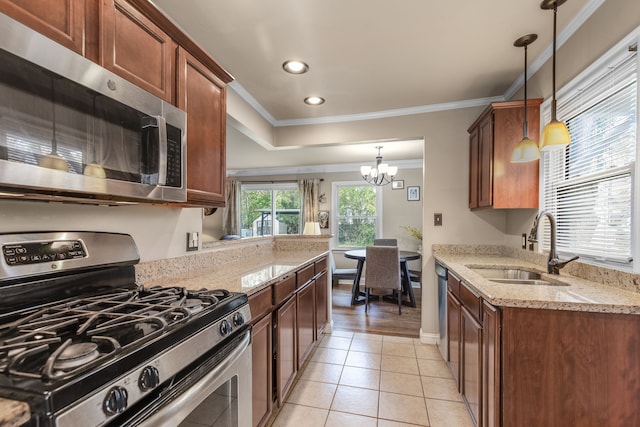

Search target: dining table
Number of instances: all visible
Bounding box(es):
[344,249,420,307]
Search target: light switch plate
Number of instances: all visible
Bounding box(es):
[434,213,443,226]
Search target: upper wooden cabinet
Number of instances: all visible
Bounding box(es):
[0,0,86,54]
[468,99,542,210]
[177,48,227,206]
[100,0,174,103]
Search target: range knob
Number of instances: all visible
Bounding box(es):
[220,319,232,336]
[138,366,160,391]
[103,386,128,415]
[232,312,245,327]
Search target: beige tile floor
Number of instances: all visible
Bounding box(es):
[268,330,474,427]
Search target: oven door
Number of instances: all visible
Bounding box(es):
[115,327,252,427]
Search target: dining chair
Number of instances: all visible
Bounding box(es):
[330,253,358,287]
[364,246,402,314]
[374,238,397,246]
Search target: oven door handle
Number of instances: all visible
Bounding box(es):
[138,329,251,427]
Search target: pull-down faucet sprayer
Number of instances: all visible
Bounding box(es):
[528,211,579,274]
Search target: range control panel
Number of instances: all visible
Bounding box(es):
[3,240,86,266]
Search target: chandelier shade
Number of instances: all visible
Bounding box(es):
[361,146,397,186]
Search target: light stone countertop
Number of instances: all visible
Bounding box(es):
[142,250,328,296]
[0,398,29,426]
[434,253,640,314]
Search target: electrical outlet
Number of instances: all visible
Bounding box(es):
[186,232,199,252]
[434,213,443,226]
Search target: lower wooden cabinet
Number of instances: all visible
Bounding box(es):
[446,290,461,388]
[461,305,482,427]
[501,308,640,427]
[482,301,500,427]
[296,279,316,368]
[315,271,328,336]
[447,273,499,427]
[275,296,296,406]
[249,258,328,425]
[251,314,273,427]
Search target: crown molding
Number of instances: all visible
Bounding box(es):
[227,159,423,178]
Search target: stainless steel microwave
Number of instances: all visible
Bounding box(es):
[0,13,186,203]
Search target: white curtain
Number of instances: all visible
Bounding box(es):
[299,178,319,227]
[222,179,241,235]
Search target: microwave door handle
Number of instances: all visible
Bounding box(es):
[156,116,167,186]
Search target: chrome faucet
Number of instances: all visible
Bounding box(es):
[528,211,579,274]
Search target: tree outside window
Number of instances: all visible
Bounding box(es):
[335,183,379,247]
[240,185,300,237]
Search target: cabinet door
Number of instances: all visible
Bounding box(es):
[482,301,501,427]
[0,0,85,54]
[315,271,328,336]
[462,305,483,427]
[296,280,316,368]
[469,127,479,209]
[276,296,296,406]
[177,47,227,206]
[252,314,273,427]
[478,114,493,208]
[447,290,461,389]
[100,0,174,102]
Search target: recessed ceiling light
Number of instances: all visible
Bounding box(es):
[282,60,309,74]
[304,96,325,105]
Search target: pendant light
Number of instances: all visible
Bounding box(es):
[539,0,571,151]
[511,33,540,163]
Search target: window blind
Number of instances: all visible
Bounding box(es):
[541,51,637,264]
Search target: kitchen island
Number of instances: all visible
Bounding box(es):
[434,245,640,427]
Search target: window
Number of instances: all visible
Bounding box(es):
[540,33,638,269]
[333,182,381,248]
[240,184,300,237]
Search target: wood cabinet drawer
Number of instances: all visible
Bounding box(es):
[273,275,296,306]
[248,286,273,322]
[297,264,315,288]
[315,257,327,275]
[460,282,482,322]
[447,272,461,299]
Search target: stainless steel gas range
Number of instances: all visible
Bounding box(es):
[0,231,252,427]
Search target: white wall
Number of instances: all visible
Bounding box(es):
[0,200,203,262]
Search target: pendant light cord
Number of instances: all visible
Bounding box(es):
[551,2,558,121]
[523,43,529,138]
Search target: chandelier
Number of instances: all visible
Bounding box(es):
[360,146,398,186]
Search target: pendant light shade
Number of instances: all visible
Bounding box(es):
[540,117,571,150]
[540,0,571,151]
[511,136,540,163]
[511,34,539,163]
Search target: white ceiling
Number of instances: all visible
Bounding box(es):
[150,0,593,173]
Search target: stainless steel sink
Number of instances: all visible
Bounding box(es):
[467,266,569,286]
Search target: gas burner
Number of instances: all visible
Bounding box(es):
[54,342,100,371]
[183,298,204,314]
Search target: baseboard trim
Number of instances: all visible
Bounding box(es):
[419,329,439,345]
